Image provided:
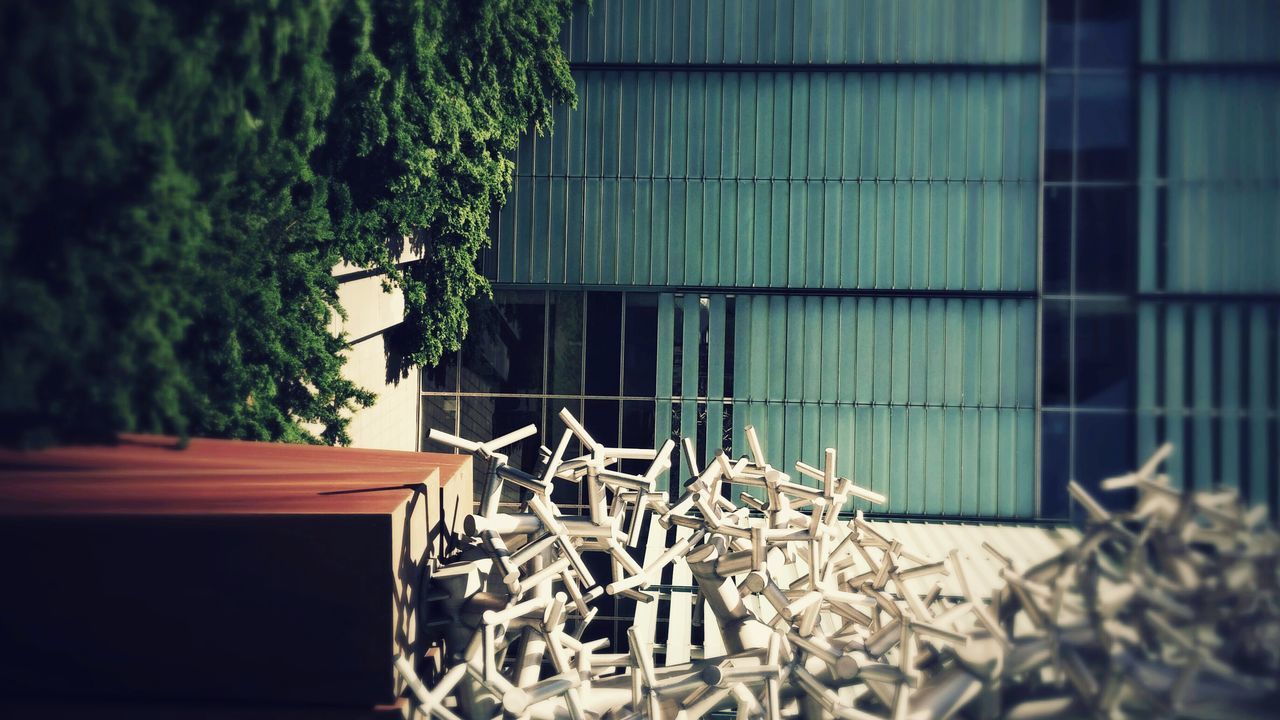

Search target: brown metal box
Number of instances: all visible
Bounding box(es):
[0,436,471,711]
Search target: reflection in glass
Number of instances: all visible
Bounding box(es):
[421,350,458,393]
[548,291,584,395]
[420,395,457,451]
[491,396,544,474]
[463,291,545,394]
[457,395,496,450]
[455,395,496,501]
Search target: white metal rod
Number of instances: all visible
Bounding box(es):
[744,425,766,466]
[558,407,598,450]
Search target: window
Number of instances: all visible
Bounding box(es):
[1043,187,1072,293]
[1076,187,1136,293]
[1044,75,1075,182]
[1074,300,1135,409]
[585,292,622,396]
[547,291,584,395]
[460,291,545,395]
[1078,0,1135,69]
[1042,300,1071,407]
[1076,75,1133,180]
[623,294,659,397]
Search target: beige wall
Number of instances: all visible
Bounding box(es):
[339,330,420,451]
[319,260,421,452]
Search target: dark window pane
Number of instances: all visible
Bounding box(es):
[1043,300,1072,407]
[1044,74,1075,181]
[1078,0,1135,68]
[1043,186,1073,294]
[491,396,544,474]
[585,292,623,395]
[584,399,620,448]
[459,306,504,394]
[1077,74,1133,180]
[1073,411,1135,519]
[457,395,495,449]
[624,294,658,397]
[1076,187,1136,293]
[1075,300,1135,409]
[578,551,616,644]
[1154,187,1168,288]
[1040,411,1071,518]
[462,291,544,394]
[547,291,584,394]
[544,399,583,452]
[723,296,736,399]
[421,350,458,393]
[672,296,685,397]
[545,399,583,507]
[1046,0,1076,68]
[455,395,496,500]
[620,400,657,474]
[420,395,457,451]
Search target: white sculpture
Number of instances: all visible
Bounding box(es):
[401,410,1278,719]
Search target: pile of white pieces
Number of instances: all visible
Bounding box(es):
[396,409,1278,719]
[1050,447,1279,717]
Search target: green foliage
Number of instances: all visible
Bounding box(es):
[322,0,578,372]
[0,0,577,447]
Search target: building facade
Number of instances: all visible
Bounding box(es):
[422,0,1279,521]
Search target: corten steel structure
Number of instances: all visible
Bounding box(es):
[0,436,472,717]
[425,0,1280,528]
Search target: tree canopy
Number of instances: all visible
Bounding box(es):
[0,0,577,447]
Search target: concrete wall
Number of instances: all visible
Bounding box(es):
[325,259,421,452]
[340,330,420,452]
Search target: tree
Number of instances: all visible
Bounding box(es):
[0,0,577,447]
[321,0,577,374]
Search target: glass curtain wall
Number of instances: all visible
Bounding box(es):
[1041,0,1280,519]
[469,0,1043,520]
[1040,0,1145,518]
[428,0,1280,534]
